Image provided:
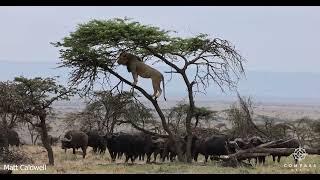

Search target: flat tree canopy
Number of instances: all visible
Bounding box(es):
[53,18,246,162]
[53,18,245,95]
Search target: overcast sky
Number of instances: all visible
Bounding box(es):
[1,6,320,72]
[1,6,320,101]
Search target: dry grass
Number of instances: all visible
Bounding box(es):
[1,145,319,174]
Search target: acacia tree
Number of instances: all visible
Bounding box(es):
[64,91,138,134]
[0,81,26,133]
[167,104,216,134]
[53,18,245,162]
[13,77,75,165]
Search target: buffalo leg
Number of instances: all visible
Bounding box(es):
[73,148,76,154]
[110,152,116,162]
[118,152,123,159]
[146,153,152,163]
[125,155,129,163]
[153,152,157,162]
[277,156,281,163]
[82,147,87,158]
[204,155,209,163]
[194,153,199,162]
[272,155,276,162]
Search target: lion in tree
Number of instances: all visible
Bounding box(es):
[117,51,166,101]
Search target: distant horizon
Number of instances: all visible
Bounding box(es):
[1,61,320,104]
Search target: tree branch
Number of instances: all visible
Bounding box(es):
[144,46,182,73]
[118,120,168,138]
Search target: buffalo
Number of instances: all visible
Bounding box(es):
[162,137,186,162]
[104,132,136,163]
[104,132,166,163]
[193,135,235,163]
[86,130,107,154]
[7,129,20,147]
[150,136,166,162]
[0,132,8,150]
[61,130,88,158]
[231,136,267,165]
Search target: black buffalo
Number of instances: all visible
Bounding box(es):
[7,129,20,147]
[0,132,8,150]
[162,137,186,162]
[231,136,267,165]
[104,132,165,163]
[193,135,234,163]
[150,136,166,162]
[104,132,136,163]
[61,130,88,158]
[248,136,267,165]
[86,131,107,154]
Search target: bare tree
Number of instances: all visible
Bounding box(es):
[227,94,268,139]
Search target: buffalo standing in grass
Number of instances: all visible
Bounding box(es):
[104,132,136,163]
[193,135,235,163]
[7,129,20,147]
[61,130,88,158]
[231,136,267,165]
[86,130,107,154]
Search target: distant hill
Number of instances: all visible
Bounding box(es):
[1,61,320,104]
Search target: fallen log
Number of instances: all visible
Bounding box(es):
[257,138,298,148]
[224,147,320,161]
[216,145,320,167]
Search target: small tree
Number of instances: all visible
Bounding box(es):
[167,103,216,134]
[13,76,75,165]
[120,98,163,136]
[64,91,135,134]
[53,18,245,162]
[0,81,24,132]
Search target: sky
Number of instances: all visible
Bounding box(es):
[0,6,320,102]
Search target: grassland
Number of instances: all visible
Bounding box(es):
[1,145,319,174]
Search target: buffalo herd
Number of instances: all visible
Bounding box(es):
[0,128,301,166]
[59,130,301,165]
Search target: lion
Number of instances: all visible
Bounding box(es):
[117,51,166,101]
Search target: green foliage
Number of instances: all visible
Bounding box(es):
[13,76,76,115]
[168,103,216,131]
[53,18,245,94]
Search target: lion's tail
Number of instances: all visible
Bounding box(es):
[162,75,167,101]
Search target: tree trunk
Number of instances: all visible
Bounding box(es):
[39,115,54,166]
[34,135,40,145]
[105,67,182,162]
[183,74,196,163]
[194,116,199,128]
[27,123,35,145]
[150,99,184,162]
